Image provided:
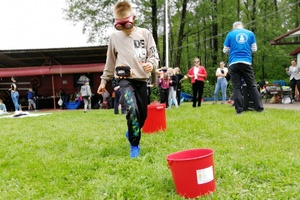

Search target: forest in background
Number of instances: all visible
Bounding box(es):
[64,0,300,84]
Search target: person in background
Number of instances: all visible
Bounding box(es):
[155,66,168,102]
[97,1,159,158]
[0,99,8,114]
[285,58,300,102]
[213,61,228,104]
[187,57,207,108]
[101,90,111,109]
[27,88,37,111]
[112,77,126,114]
[80,80,92,113]
[223,21,264,114]
[173,67,187,106]
[167,68,179,109]
[159,73,171,107]
[33,88,39,109]
[146,78,153,105]
[257,80,266,91]
[8,76,22,114]
[58,88,67,109]
[0,91,12,111]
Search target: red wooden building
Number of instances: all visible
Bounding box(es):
[0,46,108,110]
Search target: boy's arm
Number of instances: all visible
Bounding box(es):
[145,31,159,72]
[100,37,117,86]
[99,37,116,94]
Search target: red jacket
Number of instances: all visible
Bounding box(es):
[188,66,207,83]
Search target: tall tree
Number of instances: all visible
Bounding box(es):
[64,0,118,44]
[174,0,188,68]
[211,0,218,67]
[64,0,300,82]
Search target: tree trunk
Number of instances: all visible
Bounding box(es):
[174,0,188,68]
[211,0,218,67]
[151,0,158,47]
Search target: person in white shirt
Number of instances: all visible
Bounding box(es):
[213,61,228,104]
[285,58,300,101]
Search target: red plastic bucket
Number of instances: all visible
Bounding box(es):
[166,148,216,198]
[142,103,166,133]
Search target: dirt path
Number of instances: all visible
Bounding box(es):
[263,102,300,111]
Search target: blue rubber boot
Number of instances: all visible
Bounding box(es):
[130,145,140,158]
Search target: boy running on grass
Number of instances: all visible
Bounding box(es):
[97,1,159,158]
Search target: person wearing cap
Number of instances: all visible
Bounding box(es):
[8,76,22,114]
[80,79,92,113]
[223,21,264,114]
[97,1,159,158]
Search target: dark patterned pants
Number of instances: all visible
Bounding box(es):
[119,79,148,146]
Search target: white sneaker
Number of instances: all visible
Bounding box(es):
[14,111,21,115]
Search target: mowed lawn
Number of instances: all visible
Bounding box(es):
[1,102,299,199]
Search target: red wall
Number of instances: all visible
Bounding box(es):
[0,72,113,99]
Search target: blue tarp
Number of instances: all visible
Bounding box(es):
[65,100,82,110]
[180,92,229,102]
[181,92,193,101]
[272,80,286,86]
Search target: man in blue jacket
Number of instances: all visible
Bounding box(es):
[223,21,264,114]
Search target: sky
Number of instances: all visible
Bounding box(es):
[0,0,95,50]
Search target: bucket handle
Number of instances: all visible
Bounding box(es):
[156,106,164,110]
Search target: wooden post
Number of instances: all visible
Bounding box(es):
[52,75,56,110]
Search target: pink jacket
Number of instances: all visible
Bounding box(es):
[188,66,207,83]
[159,77,172,89]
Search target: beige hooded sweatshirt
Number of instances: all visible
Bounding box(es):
[100,27,159,85]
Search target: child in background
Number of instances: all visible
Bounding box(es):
[0,99,8,114]
[159,73,172,107]
[27,88,37,111]
[80,80,92,113]
[167,68,179,109]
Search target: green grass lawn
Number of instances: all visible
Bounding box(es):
[1,102,299,199]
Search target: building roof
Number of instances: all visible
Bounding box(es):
[289,47,300,56]
[0,46,108,78]
[0,46,107,68]
[270,26,300,45]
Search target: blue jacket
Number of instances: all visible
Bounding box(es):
[27,91,35,99]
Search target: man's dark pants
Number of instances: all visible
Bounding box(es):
[230,63,263,113]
